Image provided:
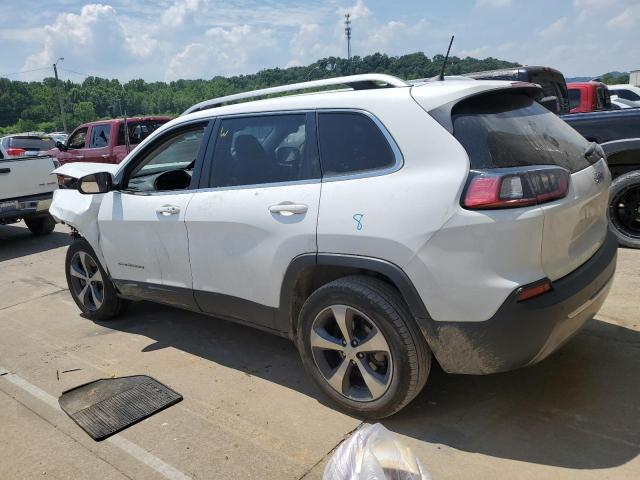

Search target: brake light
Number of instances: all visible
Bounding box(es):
[7,147,26,156]
[516,279,552,302]
[462,166,569,210]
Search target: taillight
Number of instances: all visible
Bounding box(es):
[462,166,569,210]
[7,147,26,156]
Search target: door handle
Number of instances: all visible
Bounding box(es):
[0,168,10,174]
[72,155,84,160]
[156,205,181,216]
[269,203,308,215]
[100,154,110,159]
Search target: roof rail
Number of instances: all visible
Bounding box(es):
[181,73,410,115]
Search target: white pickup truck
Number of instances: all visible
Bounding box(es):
[0,154,58,235]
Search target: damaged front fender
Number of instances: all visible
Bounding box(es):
[49,189,107,269]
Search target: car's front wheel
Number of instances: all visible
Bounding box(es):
[65,238,129,321]
[297,276,431,418]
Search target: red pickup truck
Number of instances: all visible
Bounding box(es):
[49,116,171,164]
[567,81,612,113]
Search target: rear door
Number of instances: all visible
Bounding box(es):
[84,123,113,163]
[185,112,321,330]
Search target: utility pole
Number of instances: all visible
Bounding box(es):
[53,57,68,132]
[344,13,352,69]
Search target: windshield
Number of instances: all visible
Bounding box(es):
[452,91,592,173]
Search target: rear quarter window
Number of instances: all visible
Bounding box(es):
[317,112,397,177]
[452,91,592,173]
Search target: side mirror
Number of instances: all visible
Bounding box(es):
[55,140,67,151]
[78,172,113,194]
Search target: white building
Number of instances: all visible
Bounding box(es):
[630,70,640,86]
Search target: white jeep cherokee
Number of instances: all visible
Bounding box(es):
[51,74,617,418]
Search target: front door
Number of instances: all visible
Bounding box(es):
[186,112,321,330]
[97,123,208,308]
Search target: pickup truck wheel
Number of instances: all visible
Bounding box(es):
[297,276,430,419]
[65,238,129,321]
[608,171,640,249]
[24,215,55,236]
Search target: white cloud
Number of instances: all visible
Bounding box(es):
[538,17,567,37]
[161,0,201,28]
[607,4,640,28]
[22,4,154,79]
[475,0,512,7]
[165,25,278,80]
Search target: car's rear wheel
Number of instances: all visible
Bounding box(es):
[25,214,56,236]
[297,276,430,418]
[65,238,129,321]
[608,171,640,249]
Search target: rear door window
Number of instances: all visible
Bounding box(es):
[452,91,592,173]
[89,124,111,148]
[317,112,396,177]
[209,114,319,188]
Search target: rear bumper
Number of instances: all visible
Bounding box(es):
[420,231,618,374]
[0,193,53,222]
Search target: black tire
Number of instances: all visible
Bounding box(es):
[65,238,129,321]
[297,276,431,419]
[25,214,56,236]
[608,171,640,249]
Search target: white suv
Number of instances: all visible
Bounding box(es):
[50,74,617,418]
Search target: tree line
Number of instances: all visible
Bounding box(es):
[1,52,522,134]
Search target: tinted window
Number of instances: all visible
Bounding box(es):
[616,89,640,101]
[127,125,205,192]
[118,120,166,145]
[68,128,88,149]
[7,136,55,151]
[89,124,111,148]
[318,112,396,176]
[452,91,592,173]
[568,89,581,110]
[210,114,318,188]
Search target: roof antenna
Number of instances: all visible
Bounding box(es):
[439,35,455,81]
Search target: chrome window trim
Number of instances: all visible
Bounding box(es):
[316,108,404,183]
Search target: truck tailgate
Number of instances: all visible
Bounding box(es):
[0,156,57,200]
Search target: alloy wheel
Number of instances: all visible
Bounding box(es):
[310,305,393,402]
[69,251,104,312]
[610,185,640,240]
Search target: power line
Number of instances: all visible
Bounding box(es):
[60,67,95,78]
[0,66,51,78]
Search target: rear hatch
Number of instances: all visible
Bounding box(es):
[6,135,56,157]
[0,156,58,200]
[449,89,609,281]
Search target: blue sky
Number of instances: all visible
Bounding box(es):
[0,0,638,82]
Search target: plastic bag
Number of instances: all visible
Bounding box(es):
[323,423,431,480]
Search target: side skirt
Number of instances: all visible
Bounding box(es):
[112,280,285,337]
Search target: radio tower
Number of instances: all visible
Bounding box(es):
[344,13,352,62]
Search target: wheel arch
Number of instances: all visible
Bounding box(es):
[602,139,640,179]
[277,253,431,338]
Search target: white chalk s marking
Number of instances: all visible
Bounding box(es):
[0,367,191,480]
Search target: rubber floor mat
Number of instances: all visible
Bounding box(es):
[59,375,182,441]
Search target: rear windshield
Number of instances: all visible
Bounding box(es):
[8,136,55,151]
[452,91,592,173]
